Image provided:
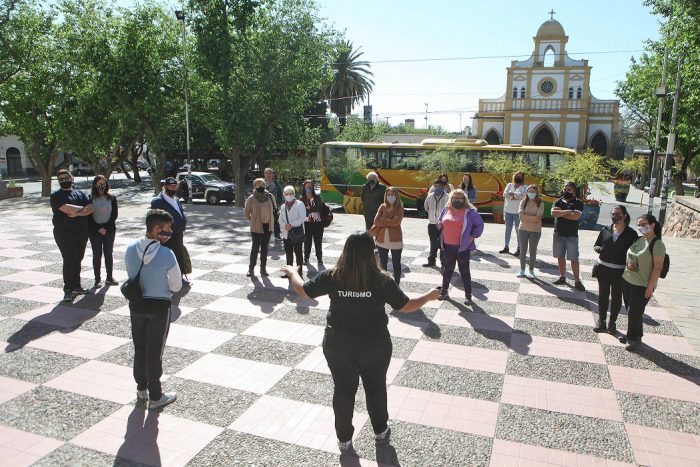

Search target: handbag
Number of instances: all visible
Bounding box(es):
[591,263,599,278]
[121,241,157,303]
[285,206,305,244]
[321,203,333,228]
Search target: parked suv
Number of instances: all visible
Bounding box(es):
[176,171,235,205]
[70,161,93,176]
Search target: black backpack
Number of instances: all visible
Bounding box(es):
[649,237,670,279]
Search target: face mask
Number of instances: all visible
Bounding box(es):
[562,191,574,199]
[527,192,536,200]
[514,177,524,184]
[165,188,177,197]
[433,187,444,194]
[387,195,396,204]
[59,181,72,189]
[256,186,265,193]
[368,179,377,186]
[638,225,651,235]
[158,230,172,243]
[452,200,465,209]
[95,184,106,191]
[284,195,295,202]
[305,187,313,193]
[611,214,622,223]
[440,179,448,185]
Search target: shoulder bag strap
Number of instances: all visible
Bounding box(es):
[649,237,658,256]
[134,241,157,280]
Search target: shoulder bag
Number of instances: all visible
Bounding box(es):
[285,206,305,244]
[121,241,157,303]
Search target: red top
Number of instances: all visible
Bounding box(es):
[441,208,465,245]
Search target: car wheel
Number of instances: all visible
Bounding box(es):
[206,192,219,205]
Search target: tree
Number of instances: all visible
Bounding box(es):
[190,0,334,206]
[323,40,374,128]
[0,0,22,84]
[335,116,389,142]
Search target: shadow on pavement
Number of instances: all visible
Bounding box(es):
[114,406,161,466]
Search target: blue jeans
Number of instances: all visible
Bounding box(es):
[504,212,520,248]
[441,244,472,299]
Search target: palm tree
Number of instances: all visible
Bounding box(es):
[324,40,374,128]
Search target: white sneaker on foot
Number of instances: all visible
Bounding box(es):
[136,389,148,401]
[149,392,177,410]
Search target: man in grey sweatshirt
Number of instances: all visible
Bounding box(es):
[124,209,182,410]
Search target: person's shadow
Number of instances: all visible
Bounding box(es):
[114,407,161,466]
[3,305,99,352]
[630,344,700,387]
[449,300,531,353]
[389,308,441,339]
[471,250,511,269]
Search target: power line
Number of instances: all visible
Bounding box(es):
[363,49,645,65]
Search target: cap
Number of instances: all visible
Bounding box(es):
[161,177,177,185]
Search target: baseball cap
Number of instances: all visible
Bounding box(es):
[161,177,177,185]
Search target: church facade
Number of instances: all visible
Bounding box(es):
[473,17,620,157]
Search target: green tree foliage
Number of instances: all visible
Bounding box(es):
[481,153,537,180]
[335,116,389,142]
[189,0,334,205]
[323,40,374,128]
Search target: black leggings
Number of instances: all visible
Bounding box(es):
[622,279,650,342]
[283,239,303,267]
[89,227,116,281]
[54,228,88,291]
[596,264,624,323]
[304,222,324,262]
[250,231,272,268]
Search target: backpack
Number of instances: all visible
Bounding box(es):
[649,237,670,279]
[321,203,333,228]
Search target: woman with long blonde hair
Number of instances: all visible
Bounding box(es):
[517,184,544,278]
[370,187,404,284]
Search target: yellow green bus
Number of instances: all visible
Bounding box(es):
[319,138,575,217]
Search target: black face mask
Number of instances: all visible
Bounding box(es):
[256,186,265,193]
[562,191,574,200]
[514,177,524,184]
[165,188,177,197]
[59,181,72,189]
[368,180,377,186]
[452,200,465,209]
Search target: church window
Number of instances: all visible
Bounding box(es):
[568,87,574,99]
[520,87,526,98]
[576,87,582,99]
[539,80,554,95]
[543,46,555,67]
[512,87,518,98]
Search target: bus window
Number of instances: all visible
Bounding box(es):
[526,152,548,175]
[542,152,568,195]
[363,149,389,169]
[456,151,482,172]
[390,150,419,170]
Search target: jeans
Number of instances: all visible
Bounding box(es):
[441,244,472,298]
[597,264,624,324]
[622,279,649,342]
[323,329,392,442]
[518,230,541,271]
[283,238,303,268]
[129,300,171,401]
[304,222,324,262]
[427,223,443,265]
[89,227,116,281]
[250,231,272,268]
[504,212,520,248]
[377,247,402,283]
[53,228,88,292]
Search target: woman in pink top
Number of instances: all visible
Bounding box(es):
[436,189,485,305]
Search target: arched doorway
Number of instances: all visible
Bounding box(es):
[590,132,608,155]
[484,129,502,145]
[532,126,555,146]
[6,148,22,177]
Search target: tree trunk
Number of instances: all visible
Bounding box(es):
[231,150,248,208]
[121,161,132,180]
[130,143,143,183]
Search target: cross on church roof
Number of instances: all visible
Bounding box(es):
[548,9,556,20]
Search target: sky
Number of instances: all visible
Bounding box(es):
[115,0,663,132]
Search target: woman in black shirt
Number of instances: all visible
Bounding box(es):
[301,179,325,266]
[592,205,637,334]
[281,232,441,453]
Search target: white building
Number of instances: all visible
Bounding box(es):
[0,135,31,178]
[474,17,620,157]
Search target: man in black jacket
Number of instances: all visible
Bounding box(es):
[360,172,386,231]
[151,177,191,286]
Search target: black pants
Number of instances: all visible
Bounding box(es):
[54,228,88,292]
[442,244,472,299]
[622,279,649,343]
[364,215,375,231]
[161,232,190,275]
[377,247,402,284]
[89,227,116,281]
[250,231,272,268]
[283,239,303,268]
[596,264,624,323]
[273,213,281,238]
[304,222,324,262]
[130,300,171,401]
[427,223,443,265]
[323,329,392,442]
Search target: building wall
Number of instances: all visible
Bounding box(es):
[0,136,29,177]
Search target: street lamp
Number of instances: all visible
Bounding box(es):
[175,10,192,203]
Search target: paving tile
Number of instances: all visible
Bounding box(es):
[71,405,224,467]
[625,423,700,467]
[510,333,606,364]
[608,365,700,404]
[242,318,325,346]
[175,353,290,394]
[514,303,594,326]
[43,360,137,404]
[187,279,243,296]
[26,329,129,359]
[202,295,281,317]
[0,346,87,384]
[11,304,100,329]
[0,376,37,404]
[229,395,368,454]
[0,258,53,270]
[0,425,64,467]
[4,285,66,303]
[488,439,636,467]
[408,339,508,374]
[432,308,515,333]
[1,271,62,285]
[617,391,700,435]
[164,323,236,353]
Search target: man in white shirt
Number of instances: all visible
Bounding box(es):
[423,179,449,267]
[500,171,528,256]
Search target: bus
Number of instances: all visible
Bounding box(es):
[318,138,575,217]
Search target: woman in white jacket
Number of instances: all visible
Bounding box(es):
[279,185,307,278]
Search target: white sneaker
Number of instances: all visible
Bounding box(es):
[136,390,148,401]
[149,392,177,410]
[337,439,353,452]
[516,269,526,278]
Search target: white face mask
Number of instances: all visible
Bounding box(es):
[284,194,295,202]
[386,195,396,204]
[638,225,651,236]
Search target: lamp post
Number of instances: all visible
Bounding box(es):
[175,10,192,204]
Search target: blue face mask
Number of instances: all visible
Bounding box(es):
[527,192,536,199]
[305,188,313,193]
[433,187,444,194]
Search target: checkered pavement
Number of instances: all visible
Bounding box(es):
[0,210,699,467]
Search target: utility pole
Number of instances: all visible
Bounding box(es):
[459,113,463,135]
[659,54,683,225]
[424,103,428,129]
[175,10,192,204]
[648,23,671,214]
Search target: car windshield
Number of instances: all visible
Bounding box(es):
[199,174,221,183]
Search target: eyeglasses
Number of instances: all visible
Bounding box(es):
[58,177,71,182]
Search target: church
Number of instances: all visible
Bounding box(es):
[473,14,620,157]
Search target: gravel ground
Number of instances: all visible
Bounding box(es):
[389,308,437,323]
[97,343,205,376]
[171,291,220,309]
[393,361,503,402]
[617,391,700,435]
[602,345,700,377]
[517,293,593,311]
[187,429,339,467]
[194,270,252,285]
[513,318,599,343]
[0,279,31,295]
[0,386,120,441]
[400,281,442,294]
[506,353,614,389]
[0,297,45,317]
[213,334,315,367]
[496,404,635,463]
[423,323,511,351]
[472,279,520,292]
[0,266,16,277]
[189,259,234,271]
[390,336,419,359]
[33,444,118,467]
[270,304,327,327]
[442,300,517,317]
[226,286,290,304]
[164,377,260,428]
[16,242,59,252]
[351,419,493,467]
[614,315,683,337]
[176,309,261,334]
[267,369,368,413]
[79,312,133,339]
[0,346,86,383]
[0,317,59,347]
[70,294,126,312]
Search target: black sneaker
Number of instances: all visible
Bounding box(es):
[422,262,436,267]
[499,246,509,254]
[260,267,269,277]
[553,277,567,286]
[607,322,617,335]
[246,269,254,277]
[72,287,89,295]
[375,426,391,445]
[438,292,449,301]
[105,277,119,286]
[93,279,102,289]
[574,281,586,291]
[464,297,473,306]
[513,249,520,257]
[62,291,73,302]
[593,319,606,332]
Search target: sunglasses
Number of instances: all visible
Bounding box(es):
[58,177,71,182]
